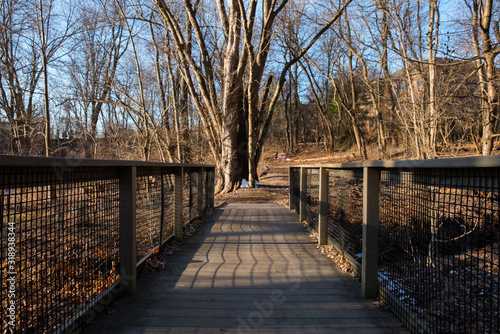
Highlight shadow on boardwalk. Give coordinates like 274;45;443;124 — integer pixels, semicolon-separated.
83;203;409;334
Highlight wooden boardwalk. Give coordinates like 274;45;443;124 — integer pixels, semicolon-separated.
84;203;409;334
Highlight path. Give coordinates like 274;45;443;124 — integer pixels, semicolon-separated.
83;203;409;333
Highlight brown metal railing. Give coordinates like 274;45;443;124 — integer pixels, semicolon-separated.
290;156;500;334
0;155;215;333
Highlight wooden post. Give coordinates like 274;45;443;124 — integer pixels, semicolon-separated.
318;167;329;245
197;168;203;218
300;167;307;222
174;166;184;241
362;167;380;299
289;167;294;211
119;166;137;296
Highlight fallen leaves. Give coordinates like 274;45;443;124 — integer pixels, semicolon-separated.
142;213;211;274
144;258;164;271
302;218;357;277
317;245;357;277
183;216;204;238
141;240;181;274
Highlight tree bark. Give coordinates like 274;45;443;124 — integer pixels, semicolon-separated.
220;0;244;192
155;0;352;192
427;0;439;158
477;0;498;155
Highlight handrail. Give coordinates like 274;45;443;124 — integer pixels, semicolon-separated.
290;154;500;169
0;154;214;168
0;155;215;333
289;157;500;334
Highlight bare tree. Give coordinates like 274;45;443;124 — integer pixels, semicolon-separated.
153;0;352;191
304;18;368;159
380;0;441;159
426;0;439;158
147;15;175;162
154;0;226;189
66;0;128;158
300;57;337;153
112;0;171;161
160;16;193;163
32;0;77;156
274;4;304;153
376;0;391;156
0;0;46;155
465;0;499;155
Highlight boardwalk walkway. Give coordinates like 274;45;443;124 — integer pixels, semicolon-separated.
84;203;408;334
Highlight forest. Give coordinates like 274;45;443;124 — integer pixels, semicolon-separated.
0;0;498;192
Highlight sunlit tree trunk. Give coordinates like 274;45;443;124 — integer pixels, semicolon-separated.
38;0;51;156
427;0;439;158
155;0;351;192
470;0;499;155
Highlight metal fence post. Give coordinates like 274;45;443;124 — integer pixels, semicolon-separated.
119;166;137;296
289;167;294;210
300;167;307;222
174;166;184;241
362;167;380;299
197;168;203;218
318;167;329;245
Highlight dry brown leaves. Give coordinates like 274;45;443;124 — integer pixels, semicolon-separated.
142;210;215;275
301;220;358;278
141;239;182;274
316;245;358;277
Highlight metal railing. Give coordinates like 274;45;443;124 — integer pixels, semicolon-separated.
0;155;215;333
290;156;500;334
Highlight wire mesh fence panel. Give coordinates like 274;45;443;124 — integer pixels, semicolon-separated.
0;166;120;333
306;169;319;226
327;169;364;273
183;170;191;224
306;169;310;221
0;159;215;333
136;168;163;263
160;171;174;245
190;171;198;220
204;169;215;211
292;168;300;213
202;169;207;212
379;168;500;334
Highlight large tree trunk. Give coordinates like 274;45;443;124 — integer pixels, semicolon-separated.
220;115;241;193
179;17;193;163
348;111;367;159
237;95;250;183
426;0;439;159
38;0;51;157
220;0;244;193
155;0;351;193
482;52;498;155
478;0;498;155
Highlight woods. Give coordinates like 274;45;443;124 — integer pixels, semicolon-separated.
0;0;498;192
